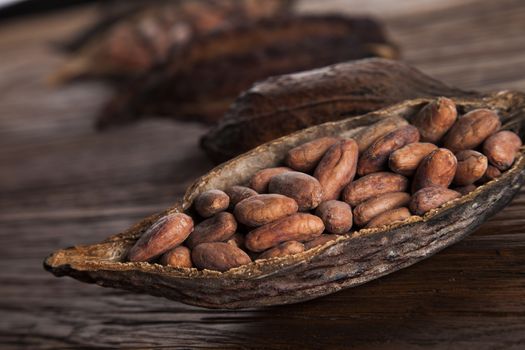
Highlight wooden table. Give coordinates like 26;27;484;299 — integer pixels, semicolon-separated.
1;1;525;348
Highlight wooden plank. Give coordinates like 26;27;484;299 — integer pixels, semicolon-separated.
1;1;525;348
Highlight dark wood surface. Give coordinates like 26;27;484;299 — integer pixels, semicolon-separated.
1;1;525;348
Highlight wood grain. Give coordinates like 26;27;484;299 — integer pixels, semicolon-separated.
1;0;525;348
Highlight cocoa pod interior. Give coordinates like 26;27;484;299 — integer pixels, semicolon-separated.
44;91;525;309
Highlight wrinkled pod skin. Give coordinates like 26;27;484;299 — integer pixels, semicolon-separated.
45;92;525;309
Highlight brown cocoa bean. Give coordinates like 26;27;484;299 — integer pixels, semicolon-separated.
160;246;193;268
186;212;237;248
249;167;292;193
452;184;477;196
313;139;358;201
285;137;340;172
410;187;461;216
315;200;353;234
412;97;457;143
303;234;340;250
194;190;229;218
268;171;323;211
192;242;251;272
128;213;194;262
365;207;411;228
354;116;409;153
482;130;522;171
245;213;324;252
388;142;438;176
258;241;305;260
412;148;457;193
443;108;501;152
453;150;488;186
234;194;298;227
225;186;258;209
353;192;411;226
478;165;502;184
226;232;246;249
357;125;420;176
342;172;408;206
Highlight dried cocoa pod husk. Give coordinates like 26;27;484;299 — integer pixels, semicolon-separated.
45;92;525;309
52;0;294;82
202;58;473;163
96;16;399;128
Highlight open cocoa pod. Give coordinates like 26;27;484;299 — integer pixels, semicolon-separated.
94;17;398;128
51;0;294;83
201;58;475;163
44;91;525;309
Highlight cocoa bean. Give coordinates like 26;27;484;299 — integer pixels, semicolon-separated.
482;130;522;171
452;184;477;196
192;242;251;272
365;207;411;228
453;150;488;186
268;171;323;211
314;139;358;201
412;97;457;143
226;232;246;249
303;234;340;250
249;167;292;193
410;187;461;216
234;194;298;227
285;137;340;172
225;186;258;209
160;246;193;268
315;200;353;234
353;192;411;226
128;213;194;262
342;172;408;206
478;165;502;184
258;241;305;260
194;190;229;218
357;125;420;176
245;213;324;252
443;108;501;152
354;116;409;153
186;212;237;249
388;142;438;176
412;148;457;193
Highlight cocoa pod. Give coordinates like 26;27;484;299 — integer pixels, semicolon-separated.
96;16;399;128
245;213;324;252
315;200;353;234
45;92;525;310
411;97;457;143
412;148;457;193
192;242;252;272
285;137;340;172
303;234;340;250
453;150;488;186
249;167;291;193
483;130;522;171
194;190;229;218
127;213;194;262
443;109;501;152
201;59;472;163
268;172;323;211
234;194;298;227
353;192;411;226
342;172;408;206
478;165;502;184
186;212;237;249
357;125;420;176
258;241;305;260
354;116;409;153
314;139;358;201
388;142;438;176
225;186;258;209
365;207;411;229
410;187;461;216
452;184;477;196
160;246;193;268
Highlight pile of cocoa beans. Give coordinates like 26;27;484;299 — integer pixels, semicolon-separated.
127;98;522;272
